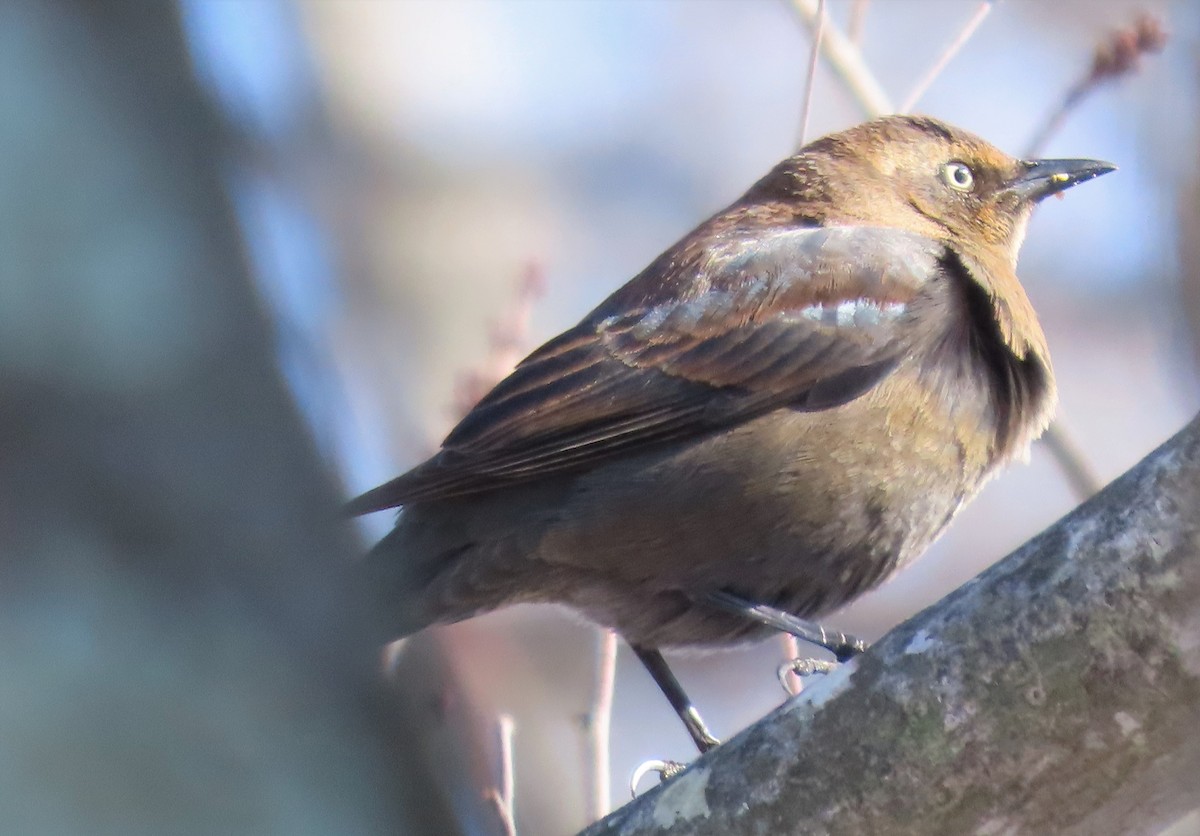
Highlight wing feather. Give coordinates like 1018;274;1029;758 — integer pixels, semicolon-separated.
347;225;947;513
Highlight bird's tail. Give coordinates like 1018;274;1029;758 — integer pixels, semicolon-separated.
358;523;446;643
358;494;545;645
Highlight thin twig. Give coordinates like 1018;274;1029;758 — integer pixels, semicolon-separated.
1024;13;1167;158
486;714;517;836
899;2;994;113
1019;14;1167;501
586;630;619;823
786;0;892;118
846;0;869;47
453;260;546;420
1041;422;1102;500
797;0;826;147
779;633;802;696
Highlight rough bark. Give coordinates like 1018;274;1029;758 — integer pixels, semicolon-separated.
585;413;1200;836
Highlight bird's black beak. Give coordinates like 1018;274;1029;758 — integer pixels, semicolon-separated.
1005;158;1117;203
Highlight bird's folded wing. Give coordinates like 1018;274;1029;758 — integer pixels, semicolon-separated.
347;226;946;512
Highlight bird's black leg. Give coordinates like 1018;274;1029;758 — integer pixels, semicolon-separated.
630;595;862;765
704;590;867;662
630;644;720;754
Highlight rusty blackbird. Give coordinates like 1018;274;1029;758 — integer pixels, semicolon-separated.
349;115;1114;752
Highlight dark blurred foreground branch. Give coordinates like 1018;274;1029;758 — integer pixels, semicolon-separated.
585;412;1200;836
0;3;453;831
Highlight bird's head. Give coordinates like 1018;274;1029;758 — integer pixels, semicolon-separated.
760;115;1115;268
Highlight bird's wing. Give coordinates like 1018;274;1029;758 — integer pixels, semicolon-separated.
348;225;947;512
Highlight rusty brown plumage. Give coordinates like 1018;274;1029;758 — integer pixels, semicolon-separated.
350;115;1113;745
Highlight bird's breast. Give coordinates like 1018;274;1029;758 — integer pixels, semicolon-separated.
540;360;1001;636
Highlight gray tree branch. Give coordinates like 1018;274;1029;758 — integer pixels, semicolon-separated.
0;3;453;831
585;413;1200;836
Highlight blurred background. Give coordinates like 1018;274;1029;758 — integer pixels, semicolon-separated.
2;0;1197;834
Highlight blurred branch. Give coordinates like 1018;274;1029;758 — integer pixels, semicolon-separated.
1040;421;1103;499
585;630;620;823
1022;12;1168;501
454;261;546;418
899;2;994;114
418;262;549;831
486;714;518;836
0;2;454;830
585;413;1200;835
786;0;892;118
1180;177;1200;388
796;0;827;146
1024;13;1167;158
778;633;803;695
846;0;869;46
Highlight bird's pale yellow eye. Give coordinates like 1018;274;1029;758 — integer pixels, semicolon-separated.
941;161;975;191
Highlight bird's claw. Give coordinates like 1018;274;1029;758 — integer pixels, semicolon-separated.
630;759;689;796
682;706;721;753
777;656;839;695
833;636;868;662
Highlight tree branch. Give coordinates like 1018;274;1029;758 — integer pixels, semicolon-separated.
584;412;1200;835
787;0;892;118
0;3;454;830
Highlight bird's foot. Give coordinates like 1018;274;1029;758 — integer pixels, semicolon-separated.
630;759;689;797
704;590;867;661
631;644;721;754
682;706;721;753
777;657;840;694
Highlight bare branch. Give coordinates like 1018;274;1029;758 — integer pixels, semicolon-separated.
586;630;620;823
899;2;994;114
846;0;869;47
1021;13;1167;501
1024;13;1167;158
797;0;827;147
778;633;802;696
486;714;517;836
453;261;547;419
786;0;892;118
1040;420;1103;499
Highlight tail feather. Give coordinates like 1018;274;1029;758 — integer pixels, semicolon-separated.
359;523;446;642
357;485;562;643
358;506;504;643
